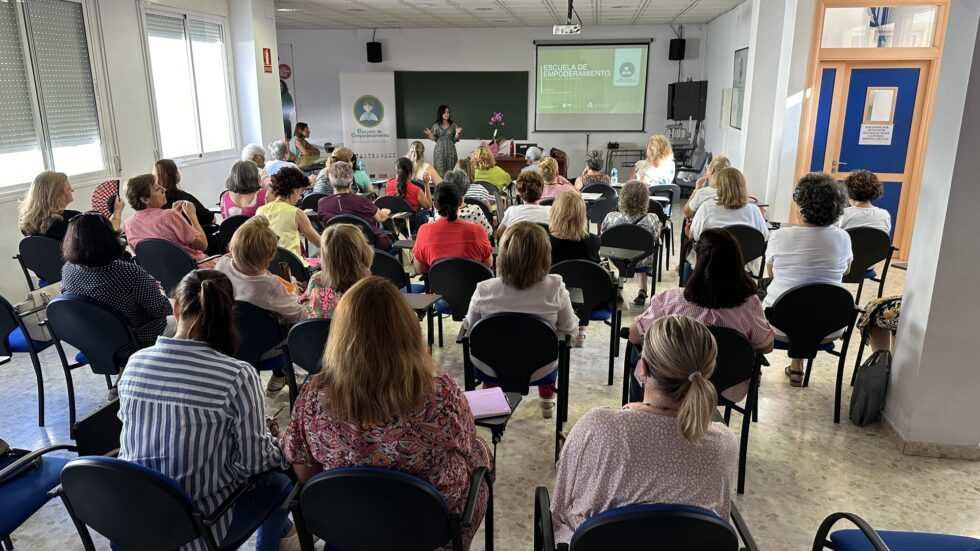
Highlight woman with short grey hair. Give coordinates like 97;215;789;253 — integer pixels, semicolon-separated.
522;146;543;174
241;144;269;187
265;139;298;178
220;161;269;217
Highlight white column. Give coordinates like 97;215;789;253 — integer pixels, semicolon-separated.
229;0;284;148
886;2;980;456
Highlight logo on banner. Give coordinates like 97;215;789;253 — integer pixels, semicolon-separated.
354;95;384;128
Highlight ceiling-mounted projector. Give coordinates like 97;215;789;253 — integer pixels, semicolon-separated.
553;24;582;35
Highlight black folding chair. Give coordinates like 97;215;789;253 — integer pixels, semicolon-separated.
324;214;379;248
581;183;618;230
766;284;859;423
462;313;571;461
599;224;658;280
300;192;326;212
291;466;492;551
647;199;673;279
15;235;65;291
59;457;291;551
375;195;418;239
539;197;555;206
674;150;711;194
550;260;620;385
371;249;423;293
534;488;757;551
286;318;331;376
233;301;299;408
270;247;309;284
723;225;767;280
843;227;896;304
134;239;199;295
45;294;138;428
427;257;494;348
216;214;250;254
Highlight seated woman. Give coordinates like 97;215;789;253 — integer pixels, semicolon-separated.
522;146;543;174
551;315;737;544
222;161;269;218
241;143;270;186
839;170;891;234
385;156;433;212
407;140;443;185
123;174;211;265
61;213;173;349
628;229;774;402
155;159;215;227
351;156;372;193
118;270;292;551
496;171;550;240
434;169;493;238
574;152;611;190
302;224;372;318
465;222;579;418
471;145;512;191
549;191;599;265
539;157;577;201
682;155;731;218
766;173;852;386
632;134;675;187
600;181;663;306
311;146;354;196
256;166;322;266
412;183;493;274
19;171;121;240
689;167;769;273
458;158;495;207
317;161;391;249
282;276;491;549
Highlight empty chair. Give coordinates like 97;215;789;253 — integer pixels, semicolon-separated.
427;257;494;347
724;225;768;280
233;301;299;406
674;149;711;193
550;260;620;385
15;235;64;290
843;227;895;303
135;238;199;295
813;511;980;551
765;284;859;423
371;249;423;293
286;318;331;375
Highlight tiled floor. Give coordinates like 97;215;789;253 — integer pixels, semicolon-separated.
4;221;980;550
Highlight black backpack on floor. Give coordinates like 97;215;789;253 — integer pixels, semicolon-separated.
849;350;891;426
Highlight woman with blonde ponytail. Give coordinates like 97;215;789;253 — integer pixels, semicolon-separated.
551;315;738;544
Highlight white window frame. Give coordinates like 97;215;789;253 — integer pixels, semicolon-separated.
137;3;241;165
0;0;117;197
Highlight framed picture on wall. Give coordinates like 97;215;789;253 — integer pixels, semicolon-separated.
730;47;748;129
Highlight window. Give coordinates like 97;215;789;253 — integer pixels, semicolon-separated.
0;0;105;188
821;6;938;49
144;11;235;160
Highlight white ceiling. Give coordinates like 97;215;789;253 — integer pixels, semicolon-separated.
274;0;745;30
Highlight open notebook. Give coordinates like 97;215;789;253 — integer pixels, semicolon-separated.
464;387;512;420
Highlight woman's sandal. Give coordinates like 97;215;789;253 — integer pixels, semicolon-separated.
784;365;804;387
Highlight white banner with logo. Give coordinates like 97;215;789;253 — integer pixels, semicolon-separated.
339;72;398;176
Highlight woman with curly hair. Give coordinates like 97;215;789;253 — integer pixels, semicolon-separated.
765;172;852;385
256;165;322;266
600;181;663;305
840;170;891;234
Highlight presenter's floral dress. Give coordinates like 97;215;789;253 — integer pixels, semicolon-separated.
430;123;459;176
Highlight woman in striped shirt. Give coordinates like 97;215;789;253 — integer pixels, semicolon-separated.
118;270;295;551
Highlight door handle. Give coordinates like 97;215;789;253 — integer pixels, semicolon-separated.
832;160;848;171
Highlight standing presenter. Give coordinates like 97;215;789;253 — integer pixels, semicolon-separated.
423;104;463;176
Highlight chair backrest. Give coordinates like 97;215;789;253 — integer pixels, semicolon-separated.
270;247;309;284
46;294;137;376
765;284;856;358
600;224;657;258
649;183;681;215
723;225;767;264
689;148;710;172
843;227;892;284
287;318;331;375
581;183;619;225
648;199;669;226
708;326;757;395
375;195;414;214
233;301;288;369
371;249;409;289
550;260;615;319
468;313;559;393
474;181;500;198
464;197;495;228
217;214;250;253
18;235;65;287
61;457;205;551
71;398;121;456
539;197;555;206
300;192;326;211
134;239;197;295
570;503;738;551
427;257;494;321
299;467;456;551
324;214;378;247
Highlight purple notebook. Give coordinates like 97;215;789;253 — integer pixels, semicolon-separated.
465;388;512;419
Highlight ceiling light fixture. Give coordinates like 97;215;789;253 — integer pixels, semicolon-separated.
276;8;299;12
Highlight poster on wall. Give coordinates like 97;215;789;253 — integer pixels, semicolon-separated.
340;72;398;177
278;43;296;140
730;47;748;130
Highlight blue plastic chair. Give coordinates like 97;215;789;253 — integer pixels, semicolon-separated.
814;512;980;550
233;301;298;408
14;235;65;292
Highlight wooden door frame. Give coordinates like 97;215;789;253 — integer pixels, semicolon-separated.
793;0;950;259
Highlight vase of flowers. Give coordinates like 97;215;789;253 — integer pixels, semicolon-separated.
488;112;505;156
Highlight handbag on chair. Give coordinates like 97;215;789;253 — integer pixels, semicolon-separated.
14;282;62;342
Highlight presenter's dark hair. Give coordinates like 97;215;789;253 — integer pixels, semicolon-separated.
684;229;756;309
395;157;414;198
295;122;309;133
435;105;452;125
174;270;238;357
434;183;461;222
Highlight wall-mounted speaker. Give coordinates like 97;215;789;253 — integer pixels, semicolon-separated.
668;38;686;61
367;41;382;63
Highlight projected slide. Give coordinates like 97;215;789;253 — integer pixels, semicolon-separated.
535;43;649;131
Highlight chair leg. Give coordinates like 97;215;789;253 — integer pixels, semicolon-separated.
427;308;435;351
802;358;814;388
60;495;98;551
462;341;477;391
723;405;732;425
484;475;495;551
737;399;751;495
621;342;633;406
834;353;846;424
855;280;865;305
27;351;45;427
852;329;870;386
607;320;615;386
437;313;444;348
2;536;12;551
52;340;77;429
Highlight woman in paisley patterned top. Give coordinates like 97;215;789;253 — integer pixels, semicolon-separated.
424;104;463;176
301;224;372;318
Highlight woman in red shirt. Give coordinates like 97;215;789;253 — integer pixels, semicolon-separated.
385;157;433;211
413;182;492;274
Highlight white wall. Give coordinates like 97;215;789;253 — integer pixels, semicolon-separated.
702;1;753;168
277;24;707;175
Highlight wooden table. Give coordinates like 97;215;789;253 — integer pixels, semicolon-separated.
495;155;566;180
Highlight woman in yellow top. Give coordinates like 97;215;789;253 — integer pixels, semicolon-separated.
471;144;512;191
256;165;322;266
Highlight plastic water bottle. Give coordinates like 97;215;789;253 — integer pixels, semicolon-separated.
610;168;619;186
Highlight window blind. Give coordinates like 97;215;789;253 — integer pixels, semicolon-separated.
26;0;101;149
146;12;186;41
0;2;40;155
188;19;222;44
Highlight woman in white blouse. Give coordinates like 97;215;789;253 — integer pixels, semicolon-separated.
689;167;769;272
839;170;891;234
632;134;675;187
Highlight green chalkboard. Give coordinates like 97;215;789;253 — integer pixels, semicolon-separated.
394;71;529;140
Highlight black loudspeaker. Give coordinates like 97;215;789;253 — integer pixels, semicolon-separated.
668;38;686;61
366;41;382;63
